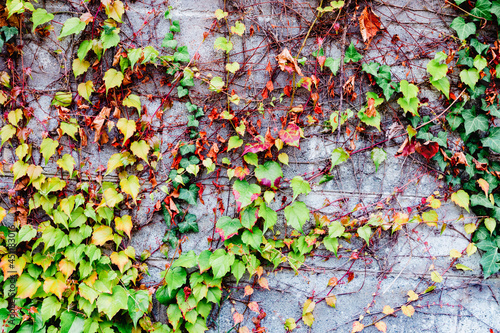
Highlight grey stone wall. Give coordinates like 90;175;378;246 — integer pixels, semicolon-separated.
1;0;499;332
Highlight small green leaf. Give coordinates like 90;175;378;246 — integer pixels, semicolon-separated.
344;42;363;63
460;68;479;89
330;147;350;171
370;148;387;172
123;94;141;114
214;37;233;53
291;176;311;200
40;138;59;164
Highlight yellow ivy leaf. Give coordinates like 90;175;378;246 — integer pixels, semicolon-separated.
477;178;489;196
115;215;132;238
451;190;470;212
1;124;16;147
214;9;228;20
123;94;141;114
455;264;472;271
466;243;477;256
58;259;76;278
43;273;68;299
120;175;140;203
0;207;6;223
56;154;76;176
352;321;364;332
284;318;296;331
8;109;22;127
72;58;90;77
375;321;387;332
92;225;114;246
382;305;394;315
1;255;26;279
302;299;315;315
302;312;314;327
103;68;124;94
103;188;124;207
110;251;129;273
449;249;462;258
78;81;94;102
464;223;477;234
278;152;289;165
105;0;125;22
130;140;150;163
325;295;337;308
17;273;41;299
407;290;418;302
105;153;124;176
116;118;136;144
431;271;443;283
401;305;415;317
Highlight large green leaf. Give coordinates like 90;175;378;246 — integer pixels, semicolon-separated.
96;285;129;319
60;311;85;333
179;184;199;206
59;17;86;39
284;201;310;232
344;42;362;63
462;108;488;135
165;267;187;294
450;17;476;40
209;249;235;278
480;249;499;278
482;129;500;153
32;8;54;32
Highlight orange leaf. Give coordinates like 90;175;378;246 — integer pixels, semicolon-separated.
328;277;338;286
276;48;303;76
401;305;415;317
359;6;381;43
248;301;259;313
365;98;376;117
375;321;387;332
477;178;489;196
352;321;364;332
325;295;337;308
233;312;244;324
258;277;269;290
244;285;254;296
239;327;250;333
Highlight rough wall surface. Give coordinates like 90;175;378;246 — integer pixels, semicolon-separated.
1;0;499;332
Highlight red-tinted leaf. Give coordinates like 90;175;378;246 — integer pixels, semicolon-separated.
415;141;439;161
243;136;271;155
279;123;302;148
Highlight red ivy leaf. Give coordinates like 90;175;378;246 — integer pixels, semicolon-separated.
243;136;271;155
279;123;302;148
415;141;439;161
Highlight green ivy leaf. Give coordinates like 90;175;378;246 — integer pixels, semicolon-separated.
178;214;199;233
330;147;350;171
324;57;341;75
130;140;150;163
357;225;371;244
450;17;476;40
96;285;128;320
120;175;140;203
291;176;311;200
57;154;76;176
471;0;492;20
214;37;233;53
32;8;54;32
462;108;488;135
209;77;224;93
179;184;199;206
370;148;387;172
209;249;235;278
259;202;277;233
430;77;450;99
398;80;420;116
482;129;500;153
231;21;245;36
284;201;310;233
460;68;479;89
228;136;243;151
174;46;190;63
172;250;198;268
60;311;85;333
480;248;499;278
344;42;363;63
426;51;448;80
59;17;86;39
231;260;246;285
216;216;242;240
241;226;263;249
165;267;187;293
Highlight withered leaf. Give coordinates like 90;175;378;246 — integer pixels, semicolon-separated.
359;6;382;43
276;48;303;76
